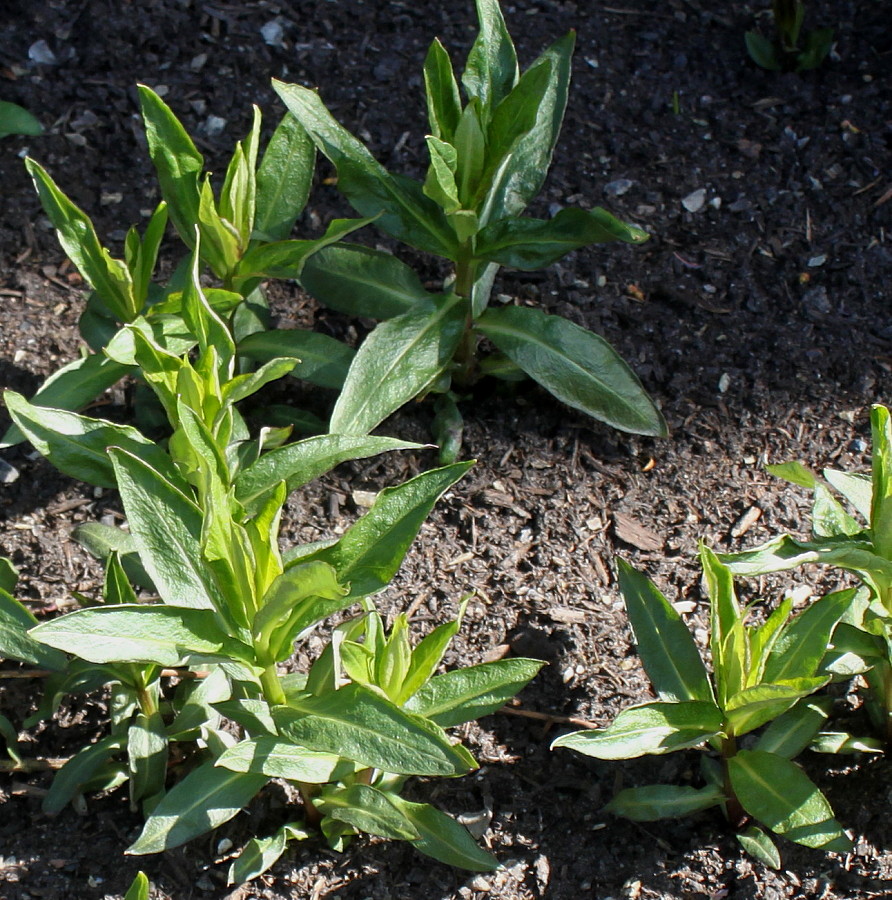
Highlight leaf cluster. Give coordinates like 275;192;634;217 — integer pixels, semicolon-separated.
745;0;833;72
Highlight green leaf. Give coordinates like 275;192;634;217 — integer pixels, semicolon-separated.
103;551;139;606
126;202;168;308
475;206;647;270
254;113;315;242
29;605;245;667
405;657;544;727
300;242;433;320
216;736;346;783
321;783;420;840
273;684;475;776
552;701;723;760
399;604;466;704
755;697;832;759
0;586;68;669
128;760;268;854
73;522;154;590
237;330;354;390
4;391;179;489
728;750;852;851
810;732;884;754
701;547;746;705
823;469;872;522
272;80;458;258
128;711;169;807
109;448;226;614
221;356;299;406
616;559;713;703
423;136;460;212
0;558;17;594
219;107;260;248
294;462;472;598
123;871;150;900
167;667;231;739
0;100;43;137
381;792;499;871
724;680;828;737
0;353;133;449
871;405;892;559
423;39;462;141
797;27;833;71
812;484;862;538
765;460;817;489
453;102;487;208
462;0;519;115
605;783;724;822
139;85;203;246
745;31;781;70
228;823;309;886
477;305;666;437
25;158;136;322
43;734;125;814
330;293;466;435
764;588;853;682
736;826;781;869
214;698;277;737
235;434;422;508
483;32;574;222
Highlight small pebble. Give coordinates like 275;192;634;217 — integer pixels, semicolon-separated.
260;20;286;47
850;438;868;453
204;115;227;136
0;459;19;484
681;188;706;212
808;254;827;267
718;373;731;393
28;39;57;65
604;178;633;197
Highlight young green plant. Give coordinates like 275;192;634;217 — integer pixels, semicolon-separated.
745;0;833;72
8;241;542;879
553;549;852;868
723;404;892;746
274;0;666;459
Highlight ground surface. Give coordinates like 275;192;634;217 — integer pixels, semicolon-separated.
0;0;890;898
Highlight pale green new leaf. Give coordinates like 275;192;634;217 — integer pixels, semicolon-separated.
765;460;817;489
823;469;872;523
29;605;245;667
616;559;712;702
728;750;852;851
254;112;314;242
330;292;466;436
552;701;723;760
294;462;472;598
605;783;724;822
462;0;519;114
300;242;433;320
216;736;346;783
812;484;862;538
123;871;150;900
871;405;892;559
273;683;475;776
405;657;544;727
128;760;268;854
477;305;667;437
423;38;462;141
724;680;828;737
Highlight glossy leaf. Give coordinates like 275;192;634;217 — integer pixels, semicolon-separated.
755;697;832;759
724;680;828;737
605;784;724;822
423;38;462;141
812;484;862;538
128;760;267;854
330;293;465;436
4;391;178;489
736;826;781;869
29;604;244;667
235;434;421;507
405;657;544;727
128;711;169;807
477;305;667;437
43;734;125;814
0;353;132;449
475;206;647;270
73;522;154;590
123;872;150;900
294;462;472;598
300;243;432;320
272;80;458;258
552;701;723;760
254;113;314;242
216;736;346;783
228;823;309;886
765;460;817;489
0;585;67;669
462;0;519;115
237;330;354;390
871;405;892;559
0;100;43;137
823;469;871;522
728;750;852;851
273;684;475;776
321;783;420;840
381;792;498;871
617;559;713;703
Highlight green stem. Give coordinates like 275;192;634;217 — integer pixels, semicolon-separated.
259;663;286;706
451;254;480;387
721;734;745;828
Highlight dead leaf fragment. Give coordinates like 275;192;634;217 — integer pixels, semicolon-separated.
612;511;664;552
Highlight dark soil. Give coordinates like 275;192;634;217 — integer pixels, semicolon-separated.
1;0;891;898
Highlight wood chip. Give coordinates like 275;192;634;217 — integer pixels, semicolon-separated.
730;505;762;538
547;606;588;624
612;511;664;552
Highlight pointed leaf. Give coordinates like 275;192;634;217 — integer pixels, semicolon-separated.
725;680;828;737
736;826;781;869
330;293;466;436
0;587;67;669
321;784;420;840
728;750;852;851
228;823;308;886
216;736;347;783
123;872;150;900
43;734;125;814
552;701;723;760
405;657;544;727
462;0;519;114
605;783;724;822
823;469;872;522
128;760;267;854
300;242;432;320
755;697;832;759
765;460;817;488
273;684;475;776
128;711;169;805
477;305;666;437
423;38;462;140
237;330;354;390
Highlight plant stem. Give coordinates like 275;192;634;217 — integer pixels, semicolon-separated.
451;254;480;386
259;663;286;706
720;734;745;828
